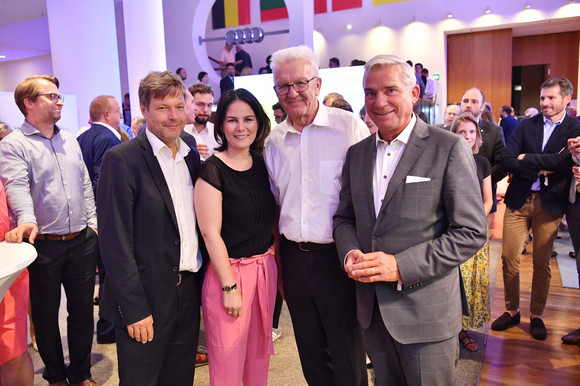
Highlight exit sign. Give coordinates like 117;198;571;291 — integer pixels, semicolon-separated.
433;73;440;81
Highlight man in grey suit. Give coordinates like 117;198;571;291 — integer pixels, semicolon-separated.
333;55;487;385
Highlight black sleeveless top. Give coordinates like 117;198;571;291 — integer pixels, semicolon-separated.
198;153;276;258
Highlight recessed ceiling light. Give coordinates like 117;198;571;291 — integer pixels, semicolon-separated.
346;24;352;30
484;6;491;14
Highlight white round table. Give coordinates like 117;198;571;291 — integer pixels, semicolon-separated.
0;241;37;301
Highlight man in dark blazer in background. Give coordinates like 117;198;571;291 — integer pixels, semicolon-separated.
97;71;203;386
333;55;487;385
219;62;235;97
461;87;508;212
492;77;580;341
77;95;123;345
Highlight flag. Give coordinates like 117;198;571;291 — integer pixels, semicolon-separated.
212;0;251;30
315;0;327;14
333;0;362;11
373;0;408;4
260;0;288;22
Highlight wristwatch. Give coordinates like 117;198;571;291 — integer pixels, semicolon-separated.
222;283;237;293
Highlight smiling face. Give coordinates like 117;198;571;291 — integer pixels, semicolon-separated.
26;79;63;125
141;92;185;148
540;85;571;123
221;100;258;153
273;59;321;129
363;64;419;141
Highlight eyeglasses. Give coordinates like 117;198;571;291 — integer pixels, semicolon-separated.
273;77;317;96
37;93;65;103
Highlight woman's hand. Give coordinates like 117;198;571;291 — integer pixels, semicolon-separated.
223;290;243;317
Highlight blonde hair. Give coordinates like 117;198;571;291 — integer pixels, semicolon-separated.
14;75;60;116
450;112;483;153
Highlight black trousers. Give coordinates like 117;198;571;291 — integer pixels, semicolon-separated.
115;271;202;386
28;227;98;384
95;248;115;340
280;237;367;386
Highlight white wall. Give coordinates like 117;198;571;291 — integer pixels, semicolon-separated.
0;55;53;92
163;0;580;120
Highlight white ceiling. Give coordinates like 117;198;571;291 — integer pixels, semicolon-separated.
0;0;47;28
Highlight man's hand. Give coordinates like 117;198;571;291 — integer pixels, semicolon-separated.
90;227;98;235
197;143;209;158
573;166;580;183
568;137;580;157
517;153;526;161
4;223;38;244
127;315;154;343
345;250;364;279
348;251;402;283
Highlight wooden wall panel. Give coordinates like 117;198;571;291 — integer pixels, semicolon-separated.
513;32;579;99
447;29;513;121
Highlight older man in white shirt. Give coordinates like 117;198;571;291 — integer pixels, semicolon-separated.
264;45;369;386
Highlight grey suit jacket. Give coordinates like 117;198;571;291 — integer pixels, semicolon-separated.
333;118;487;344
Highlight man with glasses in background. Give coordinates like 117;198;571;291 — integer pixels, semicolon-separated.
1;76;100;386
264;45;369;386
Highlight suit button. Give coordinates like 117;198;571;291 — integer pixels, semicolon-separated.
372;233;379;239
175;239;180;245
172;266;178;272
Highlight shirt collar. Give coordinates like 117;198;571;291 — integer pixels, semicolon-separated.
93;121;121;140
20;120;60;136
282;102;324;138
146;129;190;158
543;112;566;126
375;114;416;146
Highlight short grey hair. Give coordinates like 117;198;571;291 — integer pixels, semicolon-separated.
364;55;416;89
271;45;320;78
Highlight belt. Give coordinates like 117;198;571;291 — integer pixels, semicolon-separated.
36;231;81;241
177;271;194;285
284;237;335;252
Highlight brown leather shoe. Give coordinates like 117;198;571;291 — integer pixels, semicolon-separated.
562;327;580;345
70;380;101;386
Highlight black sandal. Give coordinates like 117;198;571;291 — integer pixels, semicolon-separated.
459;330;478;352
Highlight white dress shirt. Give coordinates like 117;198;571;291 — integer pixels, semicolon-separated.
264;103;369;243
373;114;416;217
146;129;202;272
183;122;219;160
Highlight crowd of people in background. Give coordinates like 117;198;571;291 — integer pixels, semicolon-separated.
1;43;580;386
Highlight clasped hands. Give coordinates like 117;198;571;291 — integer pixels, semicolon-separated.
346;250;401;283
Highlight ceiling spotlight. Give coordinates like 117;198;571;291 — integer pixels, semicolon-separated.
446;11;454;18
0;55;5;59
524;1;531;8
346;24;352;30
484;6;491;14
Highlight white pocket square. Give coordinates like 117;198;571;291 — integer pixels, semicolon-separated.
405;175;430;184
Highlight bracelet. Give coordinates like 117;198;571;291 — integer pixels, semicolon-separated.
222;283;237;293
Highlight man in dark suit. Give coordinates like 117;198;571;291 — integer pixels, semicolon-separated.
219;62;235;97
499;105;520;145
562;136;580;344
97;71;203;386
492;77;580;340
436;103;459;131
234;44;252;74
77;95;123;345
461;87;507;212
333;55;487;385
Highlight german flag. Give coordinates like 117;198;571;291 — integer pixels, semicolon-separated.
333;0;362;11
260;0;288;22
212;0;251;30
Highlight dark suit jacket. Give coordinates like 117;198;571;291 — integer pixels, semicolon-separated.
477;119;507;184
77;123;121;195
96;131;201;327
235;49;252;74
220;76;234;96
502;113;580;217
333;119;487;344
499;114;520;145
